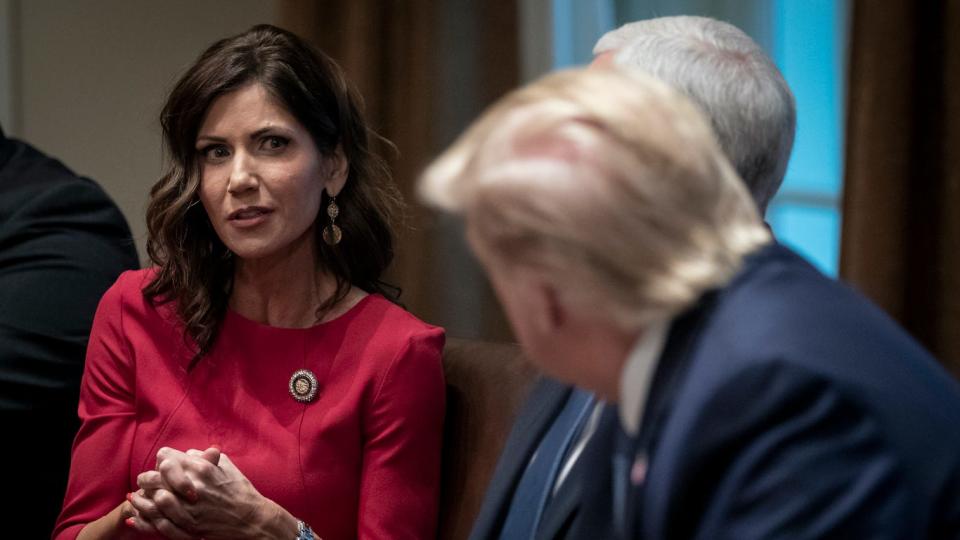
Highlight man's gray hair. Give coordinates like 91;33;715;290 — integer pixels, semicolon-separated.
595;16;796;214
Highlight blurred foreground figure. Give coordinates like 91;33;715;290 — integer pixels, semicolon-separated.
420;68;960;539
468;16;798;540
0;126;138;533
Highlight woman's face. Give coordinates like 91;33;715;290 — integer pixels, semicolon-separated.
196;82;346;262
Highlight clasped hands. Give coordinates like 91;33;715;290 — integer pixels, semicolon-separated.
125;446;270;539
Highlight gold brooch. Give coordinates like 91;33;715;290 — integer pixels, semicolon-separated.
288;369;319;403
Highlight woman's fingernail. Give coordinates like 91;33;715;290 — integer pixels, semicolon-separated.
126;492;133;502
125;517;136;528
210;444;221;451
187;489;199;502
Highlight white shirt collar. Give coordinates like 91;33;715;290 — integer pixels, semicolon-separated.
618;319;671;436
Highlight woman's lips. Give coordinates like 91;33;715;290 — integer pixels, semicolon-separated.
228;206;273;228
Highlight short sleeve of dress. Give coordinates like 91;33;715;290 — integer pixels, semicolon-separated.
356;326;446;539
53;271;139;540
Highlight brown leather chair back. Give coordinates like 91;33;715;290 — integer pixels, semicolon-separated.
437;337;538;540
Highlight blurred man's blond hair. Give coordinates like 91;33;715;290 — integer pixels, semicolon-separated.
419;68;770;331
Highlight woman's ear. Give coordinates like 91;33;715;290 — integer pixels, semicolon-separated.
325;143;349;196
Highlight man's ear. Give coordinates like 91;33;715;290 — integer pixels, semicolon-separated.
325;143;349;196
535;279;568;334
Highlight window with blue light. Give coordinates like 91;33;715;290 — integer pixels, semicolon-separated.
767;0;848;276
550;0;849;275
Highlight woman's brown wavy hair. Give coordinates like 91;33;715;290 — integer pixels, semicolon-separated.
144;24;402;364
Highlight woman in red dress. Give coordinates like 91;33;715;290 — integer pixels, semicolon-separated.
54;24;445;540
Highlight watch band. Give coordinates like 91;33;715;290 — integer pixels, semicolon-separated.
295;520;316;540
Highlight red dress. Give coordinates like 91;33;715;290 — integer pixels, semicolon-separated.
53;270;445;540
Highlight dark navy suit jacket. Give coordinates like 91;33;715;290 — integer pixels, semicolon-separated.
469;376;596;540
574;242;960;539
0;130;138;533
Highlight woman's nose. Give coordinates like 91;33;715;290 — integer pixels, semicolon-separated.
226;153;259;195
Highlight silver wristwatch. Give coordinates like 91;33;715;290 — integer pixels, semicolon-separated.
295;520;315;540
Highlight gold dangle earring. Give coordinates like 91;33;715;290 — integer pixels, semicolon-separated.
322;196;342;245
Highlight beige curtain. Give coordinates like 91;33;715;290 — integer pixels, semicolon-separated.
841;0;960;377
280;1;519;341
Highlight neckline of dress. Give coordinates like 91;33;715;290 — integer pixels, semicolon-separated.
223;293;377;334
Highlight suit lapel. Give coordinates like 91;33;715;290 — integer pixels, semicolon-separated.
622;290;721;538
534;475;580;539
558;404;619;539
635;289;721;466
535;401;618;540
469;377;572;540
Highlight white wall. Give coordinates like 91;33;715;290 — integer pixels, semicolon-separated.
6;0;280;262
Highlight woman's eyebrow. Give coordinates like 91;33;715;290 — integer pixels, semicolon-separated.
196;126;294;145
195;134;227;144
249;126;293;140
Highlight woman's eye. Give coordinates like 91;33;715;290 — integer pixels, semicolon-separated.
261;136;289;151
200;145;230;161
